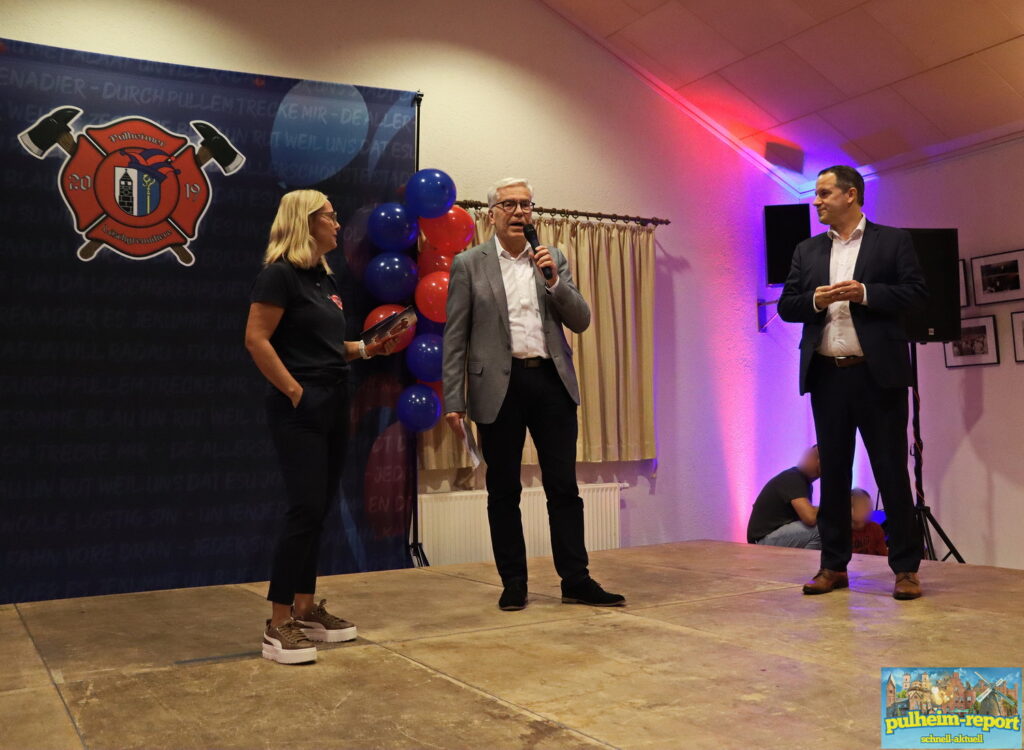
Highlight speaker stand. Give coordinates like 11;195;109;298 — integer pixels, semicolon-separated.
408;476;430;568
909;342;965;563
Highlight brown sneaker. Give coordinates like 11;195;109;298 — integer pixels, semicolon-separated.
262;619;317;664
893;572;922;600
802;568;849;595
294;599;357;643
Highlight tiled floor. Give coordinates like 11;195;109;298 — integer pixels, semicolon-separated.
2;540;1017;749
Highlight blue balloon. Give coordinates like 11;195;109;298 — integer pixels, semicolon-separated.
416;312;446;337
406;333;444;383
396;384;441;432
405;169;457;219
364;253;418;302
367;202;419;253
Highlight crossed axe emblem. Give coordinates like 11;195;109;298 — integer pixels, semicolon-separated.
19;106;244;265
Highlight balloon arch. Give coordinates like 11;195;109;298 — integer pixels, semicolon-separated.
363;169;476;432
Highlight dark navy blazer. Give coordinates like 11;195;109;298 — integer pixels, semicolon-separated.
778;220;928;395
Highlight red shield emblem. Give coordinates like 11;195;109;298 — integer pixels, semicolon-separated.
19;108;244;266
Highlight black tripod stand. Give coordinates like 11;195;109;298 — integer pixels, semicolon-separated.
909;343;965;563
408;493;430;568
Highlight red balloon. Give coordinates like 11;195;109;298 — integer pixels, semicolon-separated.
420;205;475;254
415;271;450;323
363;304;416;352
418;247;452;277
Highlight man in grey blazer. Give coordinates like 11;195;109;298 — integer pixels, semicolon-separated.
442;178;625;611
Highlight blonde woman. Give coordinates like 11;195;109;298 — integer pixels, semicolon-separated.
245;189;400;665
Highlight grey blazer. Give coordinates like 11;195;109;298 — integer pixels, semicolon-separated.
442;237;591;425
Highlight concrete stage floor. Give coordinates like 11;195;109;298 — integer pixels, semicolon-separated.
2;540;1021;749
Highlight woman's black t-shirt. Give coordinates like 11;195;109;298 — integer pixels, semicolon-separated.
250;259;349;385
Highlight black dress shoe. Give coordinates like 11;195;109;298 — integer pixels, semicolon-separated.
498;580;528;611
561;578;625;607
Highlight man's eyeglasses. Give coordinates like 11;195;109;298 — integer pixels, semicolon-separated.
490;200;535;213
314;210;338;222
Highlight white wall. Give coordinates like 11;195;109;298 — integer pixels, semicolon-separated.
4;0;858;554
869;145;1024;569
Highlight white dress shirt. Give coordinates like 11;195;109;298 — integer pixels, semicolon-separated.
495;235;557;359
817;215;869;357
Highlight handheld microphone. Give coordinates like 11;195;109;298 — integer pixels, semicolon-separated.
522;224;553;281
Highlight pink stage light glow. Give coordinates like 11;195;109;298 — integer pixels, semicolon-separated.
577;40;882;199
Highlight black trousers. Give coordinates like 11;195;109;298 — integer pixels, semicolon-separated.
476;359;589;587
809;355;922;574
264;380;349;605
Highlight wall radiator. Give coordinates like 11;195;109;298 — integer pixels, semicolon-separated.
418;483;622;566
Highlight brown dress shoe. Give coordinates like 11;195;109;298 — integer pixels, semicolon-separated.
893;572;922;600
802;568;849;595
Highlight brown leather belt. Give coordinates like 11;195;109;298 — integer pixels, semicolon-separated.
818;354;866;368
512;356;549;368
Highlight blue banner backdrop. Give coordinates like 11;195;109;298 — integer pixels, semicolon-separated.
0;38;419;604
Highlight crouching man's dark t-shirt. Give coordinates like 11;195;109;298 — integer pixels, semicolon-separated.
746;467;813;544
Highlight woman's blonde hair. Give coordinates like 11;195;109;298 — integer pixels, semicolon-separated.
263;189;332;272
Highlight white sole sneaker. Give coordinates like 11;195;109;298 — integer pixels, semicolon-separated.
296;621;357;643
261;638;317;664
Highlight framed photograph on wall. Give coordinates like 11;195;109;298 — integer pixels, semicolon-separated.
971;249;1024;305
943;315;999;367
959;258;969;308
1012;311;1024;363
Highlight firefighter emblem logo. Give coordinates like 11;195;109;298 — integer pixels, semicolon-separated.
18;106;244;266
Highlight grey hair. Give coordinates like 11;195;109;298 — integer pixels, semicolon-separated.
487;178;533;207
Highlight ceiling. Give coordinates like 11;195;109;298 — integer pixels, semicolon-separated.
539;0;1024;194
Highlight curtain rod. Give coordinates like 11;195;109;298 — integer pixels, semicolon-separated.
455;199;671;227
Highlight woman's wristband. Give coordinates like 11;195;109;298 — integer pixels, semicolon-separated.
358;340;371;359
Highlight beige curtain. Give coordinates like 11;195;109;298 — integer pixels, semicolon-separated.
418;211;655;469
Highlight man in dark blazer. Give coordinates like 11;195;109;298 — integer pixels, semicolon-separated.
778;165;928;600
442;177;625;611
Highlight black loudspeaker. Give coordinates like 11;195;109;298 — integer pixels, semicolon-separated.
903;228;961;343
765;203;811;285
